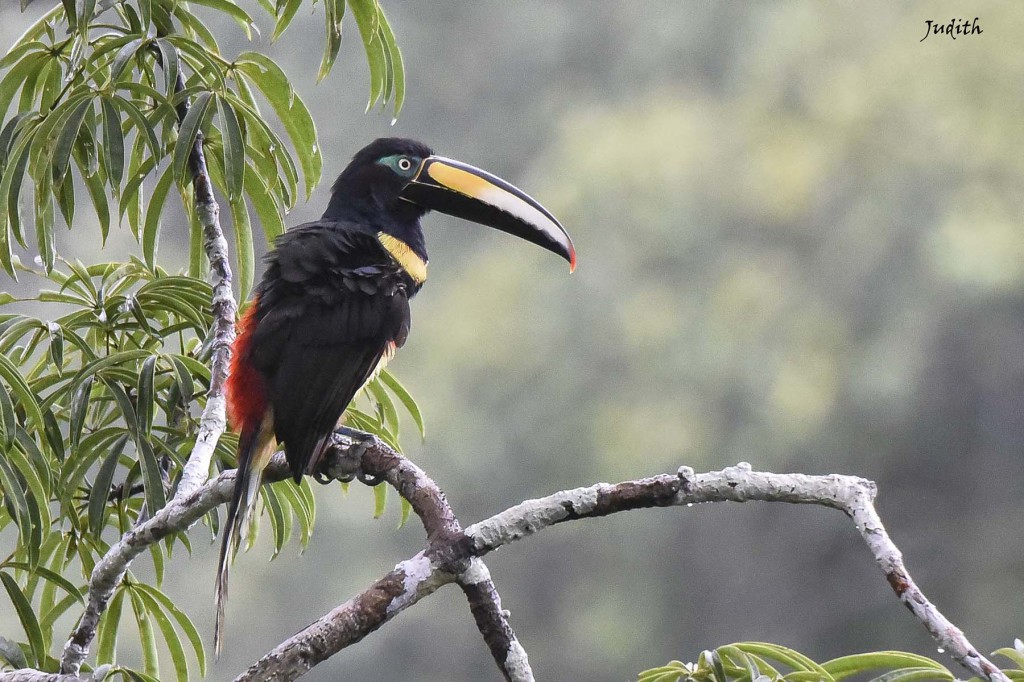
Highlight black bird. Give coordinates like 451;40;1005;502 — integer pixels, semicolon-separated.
216;137;575;653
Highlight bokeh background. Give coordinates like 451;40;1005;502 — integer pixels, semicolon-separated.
2;2;1024;680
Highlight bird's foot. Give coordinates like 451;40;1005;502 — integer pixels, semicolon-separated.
314;427;385;486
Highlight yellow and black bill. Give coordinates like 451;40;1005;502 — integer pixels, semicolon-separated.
400;156;576;272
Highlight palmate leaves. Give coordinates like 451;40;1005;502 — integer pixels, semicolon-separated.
0;0;404;287
637;642;1024;682
0;1;415;678
0;259;424;678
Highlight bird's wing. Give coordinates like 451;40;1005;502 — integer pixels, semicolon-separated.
247;222;412;480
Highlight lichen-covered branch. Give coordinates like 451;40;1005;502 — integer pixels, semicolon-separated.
242;435;533;682
171;67;237;503
461;463;1010;682
459;558;534;682
59;60;237;675
0;671;87;682
241;459;1009;682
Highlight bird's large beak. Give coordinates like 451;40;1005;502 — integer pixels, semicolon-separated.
400;156;576;272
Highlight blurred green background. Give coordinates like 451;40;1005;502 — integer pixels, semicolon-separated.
3;1;1024;680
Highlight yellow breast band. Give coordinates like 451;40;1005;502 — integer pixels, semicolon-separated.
377;232;428;284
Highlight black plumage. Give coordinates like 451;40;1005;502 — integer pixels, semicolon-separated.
216;136;574;655
244;223;417;481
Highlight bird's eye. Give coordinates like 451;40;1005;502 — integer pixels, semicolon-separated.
397;157;413;171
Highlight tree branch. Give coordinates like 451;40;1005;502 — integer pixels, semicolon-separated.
239;459;1010;682
459;559;534;682
59;61;237;675
0;671;87;682
170;67;237;503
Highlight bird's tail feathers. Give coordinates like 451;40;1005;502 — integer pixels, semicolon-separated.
214;418;275;658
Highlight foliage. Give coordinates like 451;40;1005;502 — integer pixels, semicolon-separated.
0;0;416;677
0;256;418;676
639;641;1024;682
0;0;403;294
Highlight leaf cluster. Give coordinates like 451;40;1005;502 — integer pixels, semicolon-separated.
639;641;1024;682
0;257;422;677
0;0;404;295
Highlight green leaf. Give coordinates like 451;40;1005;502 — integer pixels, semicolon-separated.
137;355;157;436
367;378;399;437
823;652;952;681
373;479;387;518
168;355;195;407
234;52;321;197
274;478;313;549
0;457;33;565
114;95;161;160
142;165;175;268
96;587;127;666
104;379;166;514
188;0;258;38
132;588;189;682
735;641;830;677
379;369;424;439
867;669;953;682
317;0;344;83
89;435;129;537
34;174;56;272
0;571;45;667
153;39;180;97
56;171;76;228
0;52;47;119
272;0;303;40
0;40;46;71
78;163;111;244
0;116;39;257
0;352;44;429
132;583;206;677
2;562;83;605
128;588;160;678
378;6;405;118
229;196;254;297
51;96;94;182
172;90;214;184
262;483;289;557
348;0;385;110
101;97;126;188
244;164;285;242
149;542;165;587
69;373;94;449
47;322;64;372
109;37;145;84
165;35;225;90
216;95;245;201
0;113;30;168
994;647;1024;671
0;381;16;449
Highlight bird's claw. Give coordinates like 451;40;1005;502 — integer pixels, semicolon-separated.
314;427;382;485
356;471;384;486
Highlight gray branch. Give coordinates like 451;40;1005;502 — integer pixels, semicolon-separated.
237;460;1011;682
59;60;237;675
0;672;87;682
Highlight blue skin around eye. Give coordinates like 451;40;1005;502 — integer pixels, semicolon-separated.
378;154;418;177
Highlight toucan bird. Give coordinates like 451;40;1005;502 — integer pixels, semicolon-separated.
215;137;575;653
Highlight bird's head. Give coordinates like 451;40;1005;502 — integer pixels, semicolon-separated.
324;137;575;271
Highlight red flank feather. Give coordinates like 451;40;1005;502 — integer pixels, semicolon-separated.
226;298;267;433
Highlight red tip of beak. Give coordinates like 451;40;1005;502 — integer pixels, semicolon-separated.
569;247;577;273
